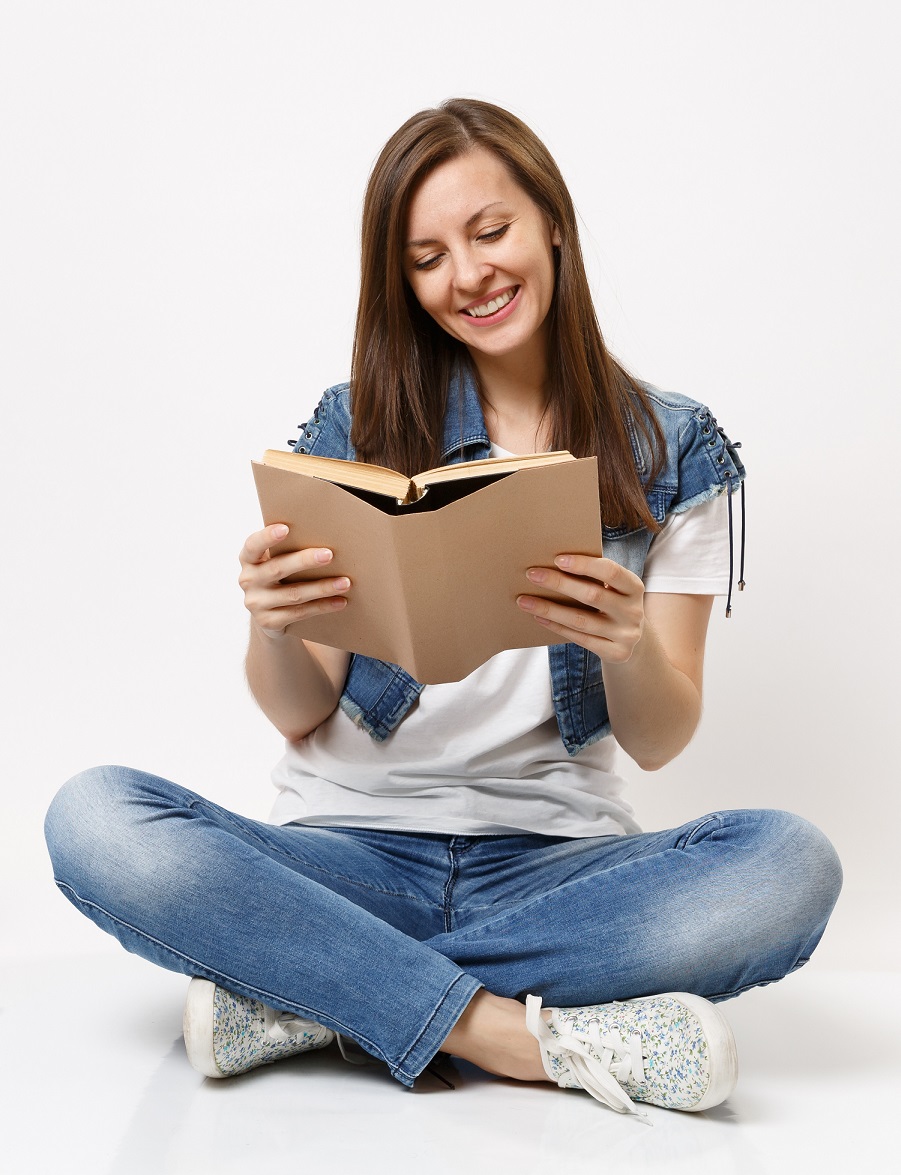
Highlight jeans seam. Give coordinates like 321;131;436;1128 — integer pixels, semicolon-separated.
267;857;438;908
705;958;810;1002
442;840;463;934
673;813;724;852
393;972;479;1083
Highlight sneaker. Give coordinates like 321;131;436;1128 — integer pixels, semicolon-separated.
525;991;738;1119
183;977;335;1078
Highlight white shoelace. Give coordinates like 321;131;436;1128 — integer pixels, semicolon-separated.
525;995;650;1123
267;996;648;1105
264;1006;316;1041
264;1006;372;1067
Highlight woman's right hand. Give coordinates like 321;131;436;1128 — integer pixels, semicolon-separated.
238;524;351;640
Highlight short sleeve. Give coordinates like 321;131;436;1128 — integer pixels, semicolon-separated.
671;405;745;515
642;494;730;595
292;383;354;460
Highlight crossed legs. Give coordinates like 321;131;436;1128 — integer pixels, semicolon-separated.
44;767;842;1087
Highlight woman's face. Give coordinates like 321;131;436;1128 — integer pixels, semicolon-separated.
404;148;560;371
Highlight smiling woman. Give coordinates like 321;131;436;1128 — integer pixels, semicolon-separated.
351;100;666;530
403;153;560;451
44;98;842;1122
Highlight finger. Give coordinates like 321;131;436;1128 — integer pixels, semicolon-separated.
247;576;351;632
269;575;351;609
553;555;634;594
253;592;349;633
246;572;351;616
257;544;338;587
240;523;335;573
517;593;610;635
525;611;633;661
525;566;613;613
240;524;291;565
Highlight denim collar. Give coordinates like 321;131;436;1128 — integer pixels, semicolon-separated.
440;363;490;461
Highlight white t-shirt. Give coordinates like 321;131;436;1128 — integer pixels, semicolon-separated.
269;485;730;839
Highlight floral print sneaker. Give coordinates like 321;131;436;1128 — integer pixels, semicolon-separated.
183;977;335;1078
525;992;738;1120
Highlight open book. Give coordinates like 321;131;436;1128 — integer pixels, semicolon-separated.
257;448;579;511
252;449;602;684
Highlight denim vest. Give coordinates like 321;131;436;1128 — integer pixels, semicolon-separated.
291;370;745;756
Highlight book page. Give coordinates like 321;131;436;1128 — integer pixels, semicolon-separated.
261;450;413;500
411;450;574;491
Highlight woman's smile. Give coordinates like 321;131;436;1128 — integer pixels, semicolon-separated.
460;284;521;323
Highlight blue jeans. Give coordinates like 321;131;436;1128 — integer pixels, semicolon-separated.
44;767;842;1087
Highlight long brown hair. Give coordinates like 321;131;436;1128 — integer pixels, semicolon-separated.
351;98;664;532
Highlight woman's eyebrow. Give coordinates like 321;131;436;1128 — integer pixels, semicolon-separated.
405;202;506;248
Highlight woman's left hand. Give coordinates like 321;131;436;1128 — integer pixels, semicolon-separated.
516;555;645;664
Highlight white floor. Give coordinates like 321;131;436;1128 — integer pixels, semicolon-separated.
4;951;898;1174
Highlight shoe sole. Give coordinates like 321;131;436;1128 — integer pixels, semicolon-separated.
659;992;739;1112
183;977;224;1078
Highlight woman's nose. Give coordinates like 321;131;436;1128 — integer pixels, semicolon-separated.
451;248;493;294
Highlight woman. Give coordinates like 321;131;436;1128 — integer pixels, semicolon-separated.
45;99;841;1121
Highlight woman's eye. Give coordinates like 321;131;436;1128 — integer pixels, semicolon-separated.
478;224;509;243
410;225;508;271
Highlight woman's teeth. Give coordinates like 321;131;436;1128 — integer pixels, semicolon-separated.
464;287;517;317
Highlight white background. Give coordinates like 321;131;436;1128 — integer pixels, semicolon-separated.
2;0;898;966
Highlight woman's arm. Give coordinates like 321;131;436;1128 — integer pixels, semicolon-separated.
517;556;713;770
601;591;712;770
245;626;350;743
240;524;351;742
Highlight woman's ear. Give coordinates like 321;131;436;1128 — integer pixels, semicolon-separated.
551;223;562;247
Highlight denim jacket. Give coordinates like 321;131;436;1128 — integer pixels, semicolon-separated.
291;369;745;756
